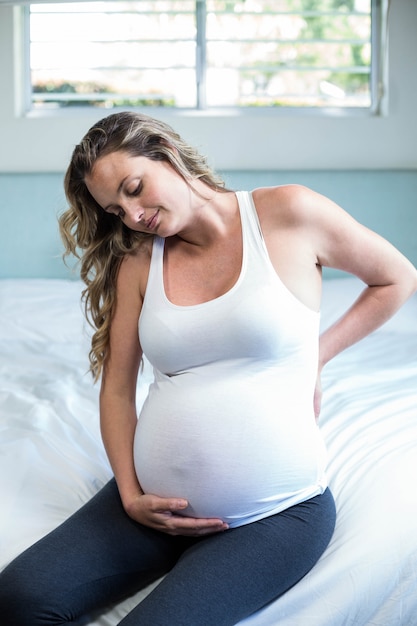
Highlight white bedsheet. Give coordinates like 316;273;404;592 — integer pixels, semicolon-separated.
1;277;416;625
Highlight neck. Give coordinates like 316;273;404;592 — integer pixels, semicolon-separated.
177;190;239;248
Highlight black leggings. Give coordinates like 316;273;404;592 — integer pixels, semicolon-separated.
0;480;336;625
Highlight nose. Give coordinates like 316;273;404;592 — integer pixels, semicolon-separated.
122;199;144;226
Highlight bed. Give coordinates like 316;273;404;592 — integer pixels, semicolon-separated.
1;276;416;626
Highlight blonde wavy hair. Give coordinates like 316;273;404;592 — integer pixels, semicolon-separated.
59;111;227;380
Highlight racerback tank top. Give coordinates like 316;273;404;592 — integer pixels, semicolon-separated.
135;191;327;527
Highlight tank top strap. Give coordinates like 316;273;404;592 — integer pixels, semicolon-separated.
235;190;271;265
145;235;166;308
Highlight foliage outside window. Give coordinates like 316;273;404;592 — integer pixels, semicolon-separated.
29;0;377;111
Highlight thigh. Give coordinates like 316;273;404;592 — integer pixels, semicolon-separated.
0;479;188;625
121;488;336;626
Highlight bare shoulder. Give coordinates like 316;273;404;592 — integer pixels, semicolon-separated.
117;237;153;303
252;184;416;285
251;183;364;264
252;184;311;205
107;239;153;375
251;184;323;232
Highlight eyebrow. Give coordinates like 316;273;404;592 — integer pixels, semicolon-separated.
103;175;129;212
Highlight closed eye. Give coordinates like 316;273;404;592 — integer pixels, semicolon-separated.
130;182;143;197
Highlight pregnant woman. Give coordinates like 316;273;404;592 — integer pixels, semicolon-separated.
1;112;416;625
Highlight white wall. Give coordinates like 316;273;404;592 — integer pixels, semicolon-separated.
0;0;416;173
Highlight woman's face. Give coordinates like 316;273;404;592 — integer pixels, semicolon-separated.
85;150;195;236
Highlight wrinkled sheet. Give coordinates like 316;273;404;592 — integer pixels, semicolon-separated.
0;277;416;626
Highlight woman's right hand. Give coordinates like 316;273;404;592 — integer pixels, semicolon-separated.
124;493;229;537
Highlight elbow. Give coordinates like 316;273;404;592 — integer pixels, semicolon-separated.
399;262;417;301
407;261;417;292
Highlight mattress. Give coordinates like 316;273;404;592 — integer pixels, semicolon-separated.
1;277;416;625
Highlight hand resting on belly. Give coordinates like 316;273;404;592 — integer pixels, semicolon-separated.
123;491;229;537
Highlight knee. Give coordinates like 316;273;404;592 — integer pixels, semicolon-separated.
0;560;58;626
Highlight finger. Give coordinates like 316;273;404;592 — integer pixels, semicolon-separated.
190;522;229;536
163;516;229;536
149;497;189;513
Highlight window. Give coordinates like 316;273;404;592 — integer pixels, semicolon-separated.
28;0;382;112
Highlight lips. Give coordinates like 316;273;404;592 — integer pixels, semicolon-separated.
145;211;159;230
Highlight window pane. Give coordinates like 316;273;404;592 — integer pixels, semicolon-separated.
30;1;197;108
205;0;371;107
29;0;374;111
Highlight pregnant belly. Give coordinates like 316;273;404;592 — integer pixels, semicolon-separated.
133;374;326;527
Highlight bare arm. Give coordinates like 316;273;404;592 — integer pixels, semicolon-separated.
99;253;146;508
310;190;417;368
100;251;228;535
307;188;417;415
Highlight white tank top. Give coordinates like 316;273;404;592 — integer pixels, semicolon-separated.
135;191;328;528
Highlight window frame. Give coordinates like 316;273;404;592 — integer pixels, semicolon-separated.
5;0;417;175
24;0;385;117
